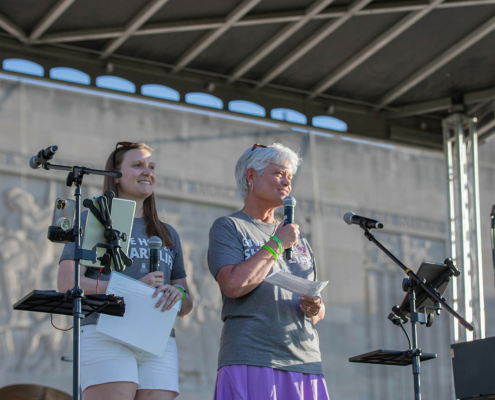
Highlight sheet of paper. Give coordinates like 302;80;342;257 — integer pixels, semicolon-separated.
263;270;328;297
96;272;181;357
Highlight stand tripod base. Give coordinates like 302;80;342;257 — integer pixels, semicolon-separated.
349;349;436;366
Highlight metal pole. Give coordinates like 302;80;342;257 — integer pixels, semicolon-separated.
442;113;485;342
456;114;474;342
443;118;459;342
72;182;83;400
470;119;485;339
309;132;325;277
409;286;421;400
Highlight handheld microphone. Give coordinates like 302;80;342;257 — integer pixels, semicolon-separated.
344;212;384;229
283;196;296;260
29;146;58;169
148;236;162;272
491;205;495;228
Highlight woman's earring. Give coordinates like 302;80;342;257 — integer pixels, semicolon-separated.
250;182;253;190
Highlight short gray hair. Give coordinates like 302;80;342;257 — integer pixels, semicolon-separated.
235;143;302;200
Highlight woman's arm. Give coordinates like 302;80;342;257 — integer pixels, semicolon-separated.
172;277;193;317
216;222;299;298
216;242;277;298
58;260;165;294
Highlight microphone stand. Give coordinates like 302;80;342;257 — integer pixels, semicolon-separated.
40;161;121;400
491;206;495;275
357;221;473;400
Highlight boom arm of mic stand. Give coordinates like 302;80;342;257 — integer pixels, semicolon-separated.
40;163;121;179
361;227;474;332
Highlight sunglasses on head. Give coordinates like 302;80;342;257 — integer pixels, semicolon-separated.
251;144;267;151
113;141;136;167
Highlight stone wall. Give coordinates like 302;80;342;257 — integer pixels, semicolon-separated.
0;78;494;399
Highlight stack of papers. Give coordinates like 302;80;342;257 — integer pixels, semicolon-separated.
97;272;181;356
263;270;328;297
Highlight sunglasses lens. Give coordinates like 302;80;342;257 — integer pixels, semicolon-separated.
252;144;267;151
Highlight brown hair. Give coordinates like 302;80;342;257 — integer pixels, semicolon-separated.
103;142;174;247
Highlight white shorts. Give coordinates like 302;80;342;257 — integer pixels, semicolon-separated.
80;325;179;394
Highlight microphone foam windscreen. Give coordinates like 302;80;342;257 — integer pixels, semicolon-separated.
148;236;162;249
283;196;296;207
343;212;355;225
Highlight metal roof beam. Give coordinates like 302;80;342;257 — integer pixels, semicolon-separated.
375;13;495;110
100;0;170;59
29;0;75;40
255;0;374;89
308;0;444;99
35;0;495;44
172;0;263;74
0;13;27;43
226;0;337;84
386;97;452;119
382;86;495;118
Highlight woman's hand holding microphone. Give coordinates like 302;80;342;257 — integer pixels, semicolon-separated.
267;222;300;257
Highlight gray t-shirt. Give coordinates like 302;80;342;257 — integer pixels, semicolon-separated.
60;211;186;334
208;211;322;374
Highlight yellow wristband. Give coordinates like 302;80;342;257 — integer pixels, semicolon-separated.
262;244;278;261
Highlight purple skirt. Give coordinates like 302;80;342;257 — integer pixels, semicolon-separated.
213;365;330;400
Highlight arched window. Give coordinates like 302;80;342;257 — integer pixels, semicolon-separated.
312;116;347;132
3;58;44;76
185;92;223;109
141;84;180;101
50;67;90;85
271;108;307;125
96;76;135;93
228;100;265;117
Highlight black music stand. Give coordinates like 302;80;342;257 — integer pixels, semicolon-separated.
13;290;125;317
347;219;473;400
13;146;127;400
349;349;436;366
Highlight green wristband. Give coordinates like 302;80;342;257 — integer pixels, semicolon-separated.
174;285;186;301
270;235;283;255
262;244;278;261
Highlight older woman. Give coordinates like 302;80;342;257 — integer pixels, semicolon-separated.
208;143;329;400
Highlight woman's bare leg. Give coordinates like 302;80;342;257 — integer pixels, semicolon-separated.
136;389;178;400
83;382;137;400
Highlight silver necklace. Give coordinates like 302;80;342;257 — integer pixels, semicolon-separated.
240;210;277;236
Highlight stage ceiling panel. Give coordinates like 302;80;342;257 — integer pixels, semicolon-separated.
0;0;492;149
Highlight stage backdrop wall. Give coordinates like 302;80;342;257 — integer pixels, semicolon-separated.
1;78;494;400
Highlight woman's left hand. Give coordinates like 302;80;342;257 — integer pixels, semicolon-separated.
299;296;322;317
153;284;183;312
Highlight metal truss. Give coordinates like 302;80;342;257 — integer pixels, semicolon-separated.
253;0;373;89
29;0;76;41
99;0;171;59
172;0;263;73
29;0;495;45
308;0;445;99
443;113;485;342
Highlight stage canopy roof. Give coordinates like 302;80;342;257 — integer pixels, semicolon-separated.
0;0;494;150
